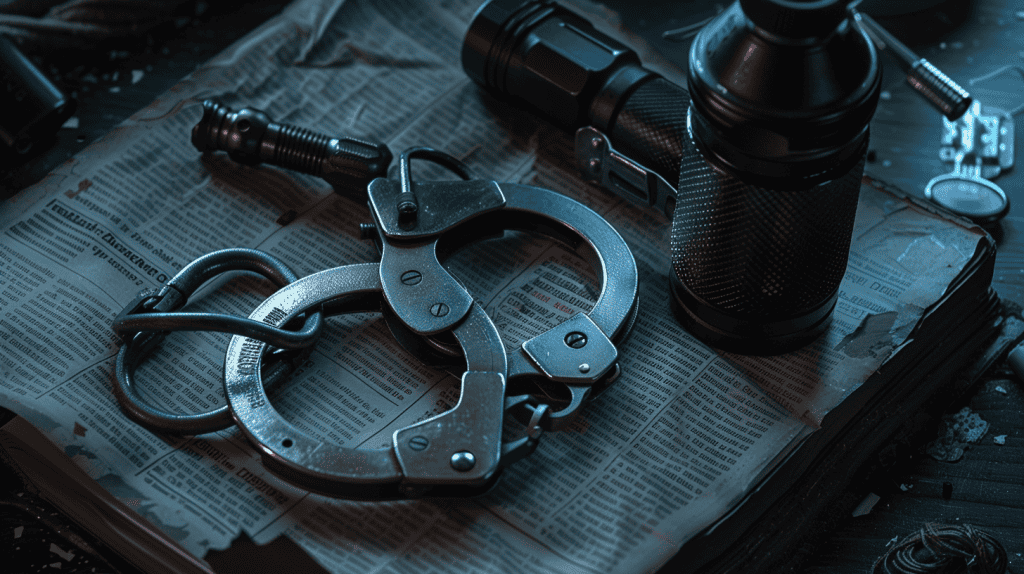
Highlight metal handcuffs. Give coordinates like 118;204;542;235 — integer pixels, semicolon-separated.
221;148;638;498
112;147;638;498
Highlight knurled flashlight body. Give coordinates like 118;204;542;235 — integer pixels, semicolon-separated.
462;0;881;354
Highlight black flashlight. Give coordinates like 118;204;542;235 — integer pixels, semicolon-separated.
0;35;76;156
463;0;887;354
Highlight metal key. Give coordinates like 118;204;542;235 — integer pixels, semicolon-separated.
925;152;1010;225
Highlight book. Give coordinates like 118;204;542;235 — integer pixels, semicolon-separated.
0;1;1008;572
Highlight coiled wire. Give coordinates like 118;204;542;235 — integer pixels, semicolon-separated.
873;523;1008;574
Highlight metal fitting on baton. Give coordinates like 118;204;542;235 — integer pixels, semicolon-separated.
191;100;393;191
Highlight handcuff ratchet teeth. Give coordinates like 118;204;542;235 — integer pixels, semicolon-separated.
222;148;639;498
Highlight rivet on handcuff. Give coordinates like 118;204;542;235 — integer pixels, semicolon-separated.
111;142;638;499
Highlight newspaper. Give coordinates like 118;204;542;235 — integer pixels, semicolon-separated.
0;0;987;572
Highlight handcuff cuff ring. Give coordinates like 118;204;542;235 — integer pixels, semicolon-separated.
111;248;323;435
222;263;510;499
359;148;639;432
380;181;640;431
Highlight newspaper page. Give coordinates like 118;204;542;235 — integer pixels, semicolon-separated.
0;1;986;573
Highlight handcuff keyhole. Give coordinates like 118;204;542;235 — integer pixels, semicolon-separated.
282;438;294;448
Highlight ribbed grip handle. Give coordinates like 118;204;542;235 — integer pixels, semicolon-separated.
263;121;394;187
609;78;690;188
269;124;332;175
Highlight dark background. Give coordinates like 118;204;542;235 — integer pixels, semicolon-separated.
2;0;1022;572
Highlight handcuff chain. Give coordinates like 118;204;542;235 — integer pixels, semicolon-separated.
110;248;322;435
111;248;323;351
499;396;550;467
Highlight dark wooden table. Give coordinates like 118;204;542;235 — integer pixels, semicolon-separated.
2;0;1022;572
793;2;1024;571
605;2;1024;570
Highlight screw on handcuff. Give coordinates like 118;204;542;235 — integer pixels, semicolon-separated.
112;138;639;499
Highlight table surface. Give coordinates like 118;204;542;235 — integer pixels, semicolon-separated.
2;0;1022;572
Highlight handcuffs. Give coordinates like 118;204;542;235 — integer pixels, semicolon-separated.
111;147;638;499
